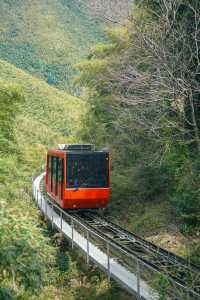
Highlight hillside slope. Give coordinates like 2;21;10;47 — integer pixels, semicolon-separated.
0;58;86;170
0;59;130;299
0;0;104;92
80;0;132;21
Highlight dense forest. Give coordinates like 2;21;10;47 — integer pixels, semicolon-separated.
76;0;200;276
0;0;200;299
78;0;200;233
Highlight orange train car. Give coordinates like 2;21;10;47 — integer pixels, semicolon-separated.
45;144;110;209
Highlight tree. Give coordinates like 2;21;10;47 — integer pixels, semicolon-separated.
77;0;200;227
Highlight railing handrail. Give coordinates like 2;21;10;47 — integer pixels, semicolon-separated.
32;172;200;300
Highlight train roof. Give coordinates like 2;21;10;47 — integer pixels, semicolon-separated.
58;144;93;151
47;144;109;155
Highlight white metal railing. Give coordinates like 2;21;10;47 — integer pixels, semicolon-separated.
32;173;199;300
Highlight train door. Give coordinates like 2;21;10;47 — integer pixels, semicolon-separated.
58;158;64;201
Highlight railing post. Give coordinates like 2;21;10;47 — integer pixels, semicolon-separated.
60;211;63;231
137;260;141;300
71;218;74;249
86;230;89;264
107;242;110;282
45;198;47;216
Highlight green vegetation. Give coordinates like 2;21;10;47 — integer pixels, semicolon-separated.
77;0;200;263
1;0;200;298
0;58;86;158
0;1;132;298
0;58;131;299
0;59;81;299
0;0;104;93
0;80;23;151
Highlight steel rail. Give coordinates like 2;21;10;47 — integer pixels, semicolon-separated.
70;211;200;298
37;176;200;299
91;213;199;270
78;211;200;271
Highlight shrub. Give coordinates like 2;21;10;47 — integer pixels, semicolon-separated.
172;160;200;227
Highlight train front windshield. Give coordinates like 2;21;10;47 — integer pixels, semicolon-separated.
67;152;109;188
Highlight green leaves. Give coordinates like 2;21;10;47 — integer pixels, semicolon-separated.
0;194;56;296
77;0;200;237
0;80;24;153
76;59;108;87
0;287;17;300
0;44;88;298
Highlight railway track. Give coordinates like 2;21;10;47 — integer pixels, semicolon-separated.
39;179;200;299
70;210;200;298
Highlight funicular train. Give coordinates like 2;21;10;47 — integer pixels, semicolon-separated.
45;144;110;209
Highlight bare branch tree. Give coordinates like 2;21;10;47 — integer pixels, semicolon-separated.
100;0;200;151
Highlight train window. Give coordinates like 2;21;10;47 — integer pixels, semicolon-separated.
58;158;64;183
51;156;54;176
66;152;109;188
47;155;51;173
52;157;57;180
57;157;60;182
50;156;53;191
